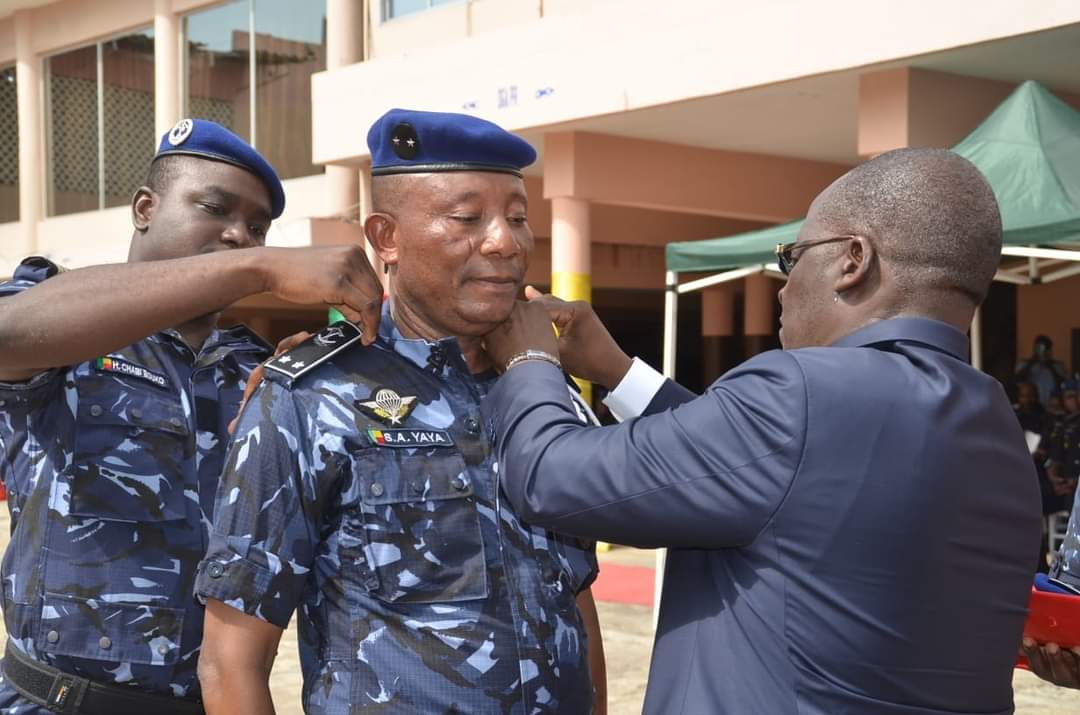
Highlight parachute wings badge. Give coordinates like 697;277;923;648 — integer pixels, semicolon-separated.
357;388;417;426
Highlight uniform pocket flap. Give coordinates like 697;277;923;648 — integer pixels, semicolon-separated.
38;592;185;666
355;449;473;505
77;389;188;435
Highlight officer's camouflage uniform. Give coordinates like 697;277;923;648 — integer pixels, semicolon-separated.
195;303;598;714
0;257;270;711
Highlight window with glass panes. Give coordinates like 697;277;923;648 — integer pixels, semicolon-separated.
45;29;155;216
383;0;459;21
0;67;17;223
183;0;327;182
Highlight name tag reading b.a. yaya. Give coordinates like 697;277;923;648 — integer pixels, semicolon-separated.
367;429;455;449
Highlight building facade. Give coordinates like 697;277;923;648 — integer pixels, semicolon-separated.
2;0;1080;390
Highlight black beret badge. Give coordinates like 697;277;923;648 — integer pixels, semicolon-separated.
390;122;419;160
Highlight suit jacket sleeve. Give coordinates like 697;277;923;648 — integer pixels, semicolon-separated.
642;378;697;415
482;350;807;549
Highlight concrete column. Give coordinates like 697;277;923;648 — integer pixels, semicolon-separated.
14;10;41;258
743;273;776;356
551;196;592;402
701;284;734;384
326;0;365;223
855;68;1068;159
153;0;181;140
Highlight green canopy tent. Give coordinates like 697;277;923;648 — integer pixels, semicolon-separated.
660;80;1080;376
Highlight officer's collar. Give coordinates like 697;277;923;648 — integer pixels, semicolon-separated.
378;299;464;375
830;317;969;360
158;324;270;361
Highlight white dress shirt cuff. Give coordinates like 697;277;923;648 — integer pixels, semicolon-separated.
602;357;665;422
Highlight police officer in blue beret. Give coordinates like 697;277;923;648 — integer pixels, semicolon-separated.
0;119;383;714
195;109;606;713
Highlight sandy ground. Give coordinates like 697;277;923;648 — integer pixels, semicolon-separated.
0;512;1075;713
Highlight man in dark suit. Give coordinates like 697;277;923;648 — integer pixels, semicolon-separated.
481;148;1042;714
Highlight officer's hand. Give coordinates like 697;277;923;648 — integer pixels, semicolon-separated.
1021;637;1080;689
228;331;312;435
261;246;382;346
483;300;559;372
523;286;632;390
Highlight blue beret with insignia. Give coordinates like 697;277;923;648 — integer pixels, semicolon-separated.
154;118;285;219
367;109;536;178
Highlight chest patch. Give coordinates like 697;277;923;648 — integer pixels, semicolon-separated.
95;356;169;388
367;428;455;448
356;388;418;426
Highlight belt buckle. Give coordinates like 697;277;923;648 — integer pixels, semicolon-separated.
47;673;87;714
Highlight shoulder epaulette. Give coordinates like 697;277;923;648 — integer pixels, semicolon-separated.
263;321;364;384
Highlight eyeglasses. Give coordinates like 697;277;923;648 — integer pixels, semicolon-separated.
775;235;856;275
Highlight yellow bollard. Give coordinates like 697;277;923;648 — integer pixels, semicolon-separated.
551;271;592;405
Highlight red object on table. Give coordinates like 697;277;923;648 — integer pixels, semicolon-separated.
1016;586;1080;669
0;482;7;500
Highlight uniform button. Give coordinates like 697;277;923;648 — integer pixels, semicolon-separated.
0;399;6;408
89;405;103;418
157;644;169;656
464;417;480;434
169;417;184;428
46;630;59;644
206;561;225;579
99;637;112;650
130;408;143;420
451;477;467;491
370;483;385;498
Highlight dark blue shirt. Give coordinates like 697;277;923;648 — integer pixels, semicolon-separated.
0;257;270;705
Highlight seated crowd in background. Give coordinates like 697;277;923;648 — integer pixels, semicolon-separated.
1014;336;1080;571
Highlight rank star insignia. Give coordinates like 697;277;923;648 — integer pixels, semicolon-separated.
357;388;417;426
390;122;419;159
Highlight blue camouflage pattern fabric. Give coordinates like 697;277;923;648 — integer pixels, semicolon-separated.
0;257;271;711
195;302;598;714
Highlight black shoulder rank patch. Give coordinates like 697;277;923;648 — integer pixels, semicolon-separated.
263;321;363;381
367;428;454;448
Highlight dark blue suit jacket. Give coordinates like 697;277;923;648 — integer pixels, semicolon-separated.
482;318;1041;714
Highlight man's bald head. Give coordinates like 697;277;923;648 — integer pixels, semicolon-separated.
814;147;1002;306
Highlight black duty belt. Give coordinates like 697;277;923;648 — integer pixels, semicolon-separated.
2;642;204;715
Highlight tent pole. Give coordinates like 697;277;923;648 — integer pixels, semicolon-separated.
657;272;678;627
662;272;678;378
1040;263;1080;283
1029;257;1040;282
1002;246;1080;262
993;270;1032;286
970;305;983;371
